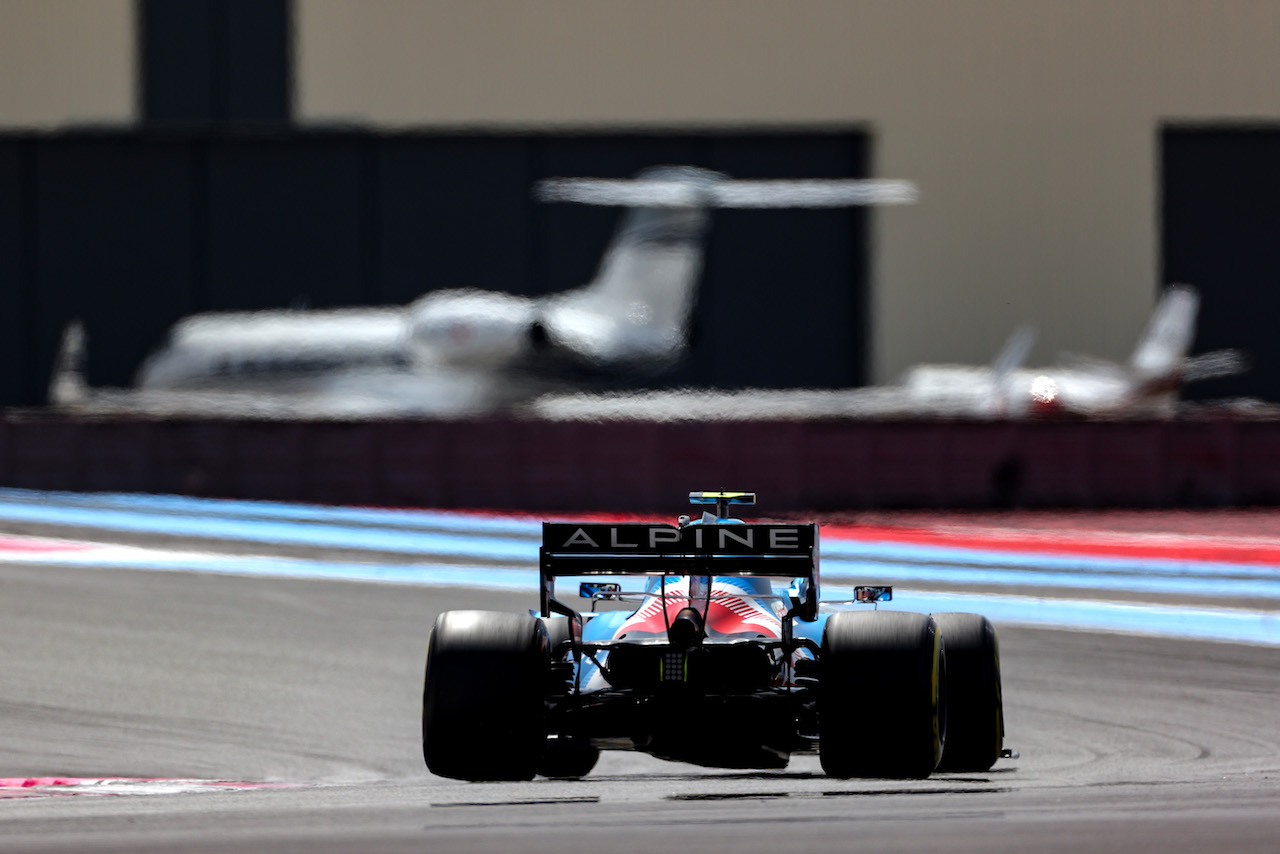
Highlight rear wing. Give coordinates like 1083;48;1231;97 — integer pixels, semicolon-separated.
540;522;820;621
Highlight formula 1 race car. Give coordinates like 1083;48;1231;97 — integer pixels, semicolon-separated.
421;492;1006;780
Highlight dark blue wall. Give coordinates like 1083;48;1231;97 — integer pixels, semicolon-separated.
1163;127;1280;404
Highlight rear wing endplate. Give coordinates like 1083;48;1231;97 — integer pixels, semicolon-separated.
540;522;820;621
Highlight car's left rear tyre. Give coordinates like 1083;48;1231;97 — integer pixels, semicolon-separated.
422;610;548;781
537;737;600;778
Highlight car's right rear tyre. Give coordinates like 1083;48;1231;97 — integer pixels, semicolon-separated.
422;610;548;781
933;612;1003;772
819;610;943;779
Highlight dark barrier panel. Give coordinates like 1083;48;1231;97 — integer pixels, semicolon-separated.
0;140;28;405
1163;127;1280;404
34;137;198;389
376;137;532;304
207;137;368;309
4;416;1280;511
141;0;291;124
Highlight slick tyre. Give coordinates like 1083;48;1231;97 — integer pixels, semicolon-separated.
534;617;597;777
819;611;943;779
422;610;548;781
541;616;572;655
933;612;1004;772
537;737;600;779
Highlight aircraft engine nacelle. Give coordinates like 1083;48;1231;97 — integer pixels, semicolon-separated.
406;289;541;368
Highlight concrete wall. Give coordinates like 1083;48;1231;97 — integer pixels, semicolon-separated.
0;0;134;126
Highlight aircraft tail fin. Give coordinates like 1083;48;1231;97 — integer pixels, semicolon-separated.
536;167;717;369
48;319;89;405
533;166;918;369
990;324;1036;380
1128;284;1200;384
983;324;1036;416
1121;283;1250;411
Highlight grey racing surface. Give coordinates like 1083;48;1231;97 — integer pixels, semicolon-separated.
1;559;1278;853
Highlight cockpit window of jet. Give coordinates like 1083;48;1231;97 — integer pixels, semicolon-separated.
49;167;916;419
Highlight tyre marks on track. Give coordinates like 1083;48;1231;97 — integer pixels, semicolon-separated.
0;777;296;800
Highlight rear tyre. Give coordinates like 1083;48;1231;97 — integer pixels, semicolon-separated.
422;610;548;781
535;615;594;777
537;737;600;778
819;610;943;779
541;615;573;655
933;613;1004;772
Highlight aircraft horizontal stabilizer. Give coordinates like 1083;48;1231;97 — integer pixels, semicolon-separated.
1181;348;1248;382
535;177;918;208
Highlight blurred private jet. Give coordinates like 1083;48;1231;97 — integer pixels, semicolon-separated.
894;284;1244;417
51;167;916;418
533;284;1246;421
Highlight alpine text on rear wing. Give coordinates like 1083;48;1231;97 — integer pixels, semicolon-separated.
539;522;820;622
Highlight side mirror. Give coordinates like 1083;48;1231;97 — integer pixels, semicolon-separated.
579;582;622;600
854;585;893;603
